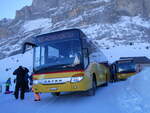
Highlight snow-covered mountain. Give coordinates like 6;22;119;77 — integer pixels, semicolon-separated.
0;0;150;59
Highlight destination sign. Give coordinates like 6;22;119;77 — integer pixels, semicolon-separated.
35;30;79;44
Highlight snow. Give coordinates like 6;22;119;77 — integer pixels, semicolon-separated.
100;43;150;63
81;15;150;45
70;16;83;23
90;50;108;63
0;50;33;83
120;16;150;29
22;18;52;33
116;68;150;113
91;0;112;3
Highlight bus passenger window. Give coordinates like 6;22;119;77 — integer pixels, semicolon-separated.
83;49;89;69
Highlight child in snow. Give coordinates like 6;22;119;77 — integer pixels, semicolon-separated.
5;78;11;94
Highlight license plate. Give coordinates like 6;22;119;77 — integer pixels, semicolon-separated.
50;88;58;91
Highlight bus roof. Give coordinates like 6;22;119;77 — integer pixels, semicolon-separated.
116;59;134;64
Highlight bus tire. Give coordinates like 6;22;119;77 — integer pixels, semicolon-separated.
51;92;60;96
87;77;96;96
113;74;118;82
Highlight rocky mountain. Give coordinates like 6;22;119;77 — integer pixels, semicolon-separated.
0;0;150;59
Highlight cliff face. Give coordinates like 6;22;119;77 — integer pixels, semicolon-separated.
8;0;150;24
116;0;150;16
0;0;150;59
30;0;150;17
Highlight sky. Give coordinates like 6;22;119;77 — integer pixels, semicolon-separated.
0;0;32;20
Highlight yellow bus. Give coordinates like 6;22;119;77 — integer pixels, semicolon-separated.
23;29;109;96
110;59;137;81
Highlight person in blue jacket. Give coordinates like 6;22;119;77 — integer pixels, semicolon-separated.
5;77;11;94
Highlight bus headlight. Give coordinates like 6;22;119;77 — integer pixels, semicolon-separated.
71;77;83;83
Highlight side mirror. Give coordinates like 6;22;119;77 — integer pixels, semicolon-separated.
22;42;36;54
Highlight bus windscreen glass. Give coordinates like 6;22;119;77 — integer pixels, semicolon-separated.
33;39;82;70
117;62;136;73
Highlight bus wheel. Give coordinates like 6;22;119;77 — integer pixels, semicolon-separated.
87;78;96;96
51;92;60;96
113;74;118;82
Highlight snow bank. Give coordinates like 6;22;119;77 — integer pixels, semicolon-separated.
130;68;150;106
117;67;150;113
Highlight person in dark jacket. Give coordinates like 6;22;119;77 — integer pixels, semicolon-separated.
13;66;29;100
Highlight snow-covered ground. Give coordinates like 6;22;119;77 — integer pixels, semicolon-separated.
0;67;150;113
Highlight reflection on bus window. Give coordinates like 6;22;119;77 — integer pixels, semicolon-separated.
33;39;82;70
118;63;136;73
34;47;40;67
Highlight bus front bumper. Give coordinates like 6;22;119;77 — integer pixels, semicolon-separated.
117;72;136;79
32;78;91;93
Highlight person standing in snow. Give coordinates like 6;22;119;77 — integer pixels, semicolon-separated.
5;77;11;94
13;66;29;100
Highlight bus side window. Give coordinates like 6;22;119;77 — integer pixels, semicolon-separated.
34;47;41;67
83;49;89;69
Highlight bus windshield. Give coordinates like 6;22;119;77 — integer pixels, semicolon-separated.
117;62;136;73
33;39;82;70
